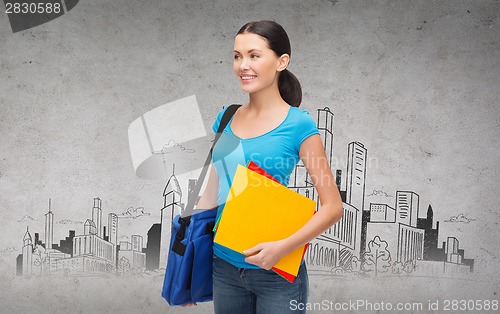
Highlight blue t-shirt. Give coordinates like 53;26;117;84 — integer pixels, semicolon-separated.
211;105;320;269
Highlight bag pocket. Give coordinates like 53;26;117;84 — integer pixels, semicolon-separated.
162;214;195;306
190;233;214;302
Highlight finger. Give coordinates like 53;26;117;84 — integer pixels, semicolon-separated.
242;244;262;256
244;254;261;266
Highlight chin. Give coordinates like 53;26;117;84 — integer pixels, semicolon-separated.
240;82;267;94
240;85;257;93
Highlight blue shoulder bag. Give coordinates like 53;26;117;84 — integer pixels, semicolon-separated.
161;104;241;306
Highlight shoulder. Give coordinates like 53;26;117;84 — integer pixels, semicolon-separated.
288;106;317;124
212;105;239;133
287;106;320;152
217;104;243;117
212;106;228;133
289;106;313;116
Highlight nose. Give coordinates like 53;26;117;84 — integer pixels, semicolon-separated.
239;57;250;71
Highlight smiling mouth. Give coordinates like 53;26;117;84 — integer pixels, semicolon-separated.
240;75;257;81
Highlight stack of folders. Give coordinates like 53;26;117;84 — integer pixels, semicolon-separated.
213;161;316;283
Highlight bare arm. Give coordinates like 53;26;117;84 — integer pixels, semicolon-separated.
181;160;219;307
279;134;343;252
243;134;343;269
194;161;219;210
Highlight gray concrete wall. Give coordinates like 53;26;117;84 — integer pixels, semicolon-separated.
0;0;498;313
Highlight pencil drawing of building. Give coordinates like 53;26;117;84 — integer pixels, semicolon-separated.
22;227;33;276
17;197;147;276
159;166;183;269
288;107;474;276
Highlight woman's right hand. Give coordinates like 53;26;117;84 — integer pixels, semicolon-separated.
181;302;197;307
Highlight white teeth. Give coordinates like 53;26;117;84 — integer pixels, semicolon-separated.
242;76;255;80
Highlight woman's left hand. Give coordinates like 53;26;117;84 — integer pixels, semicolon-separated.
242;240;288;270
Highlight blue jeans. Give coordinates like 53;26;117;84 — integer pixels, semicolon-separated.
212;253;309;313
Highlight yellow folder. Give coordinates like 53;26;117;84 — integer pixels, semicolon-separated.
213;164;316;278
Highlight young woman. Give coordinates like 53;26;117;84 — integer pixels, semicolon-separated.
186;20;343;313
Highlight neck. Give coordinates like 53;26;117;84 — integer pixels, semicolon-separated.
247;82;288;114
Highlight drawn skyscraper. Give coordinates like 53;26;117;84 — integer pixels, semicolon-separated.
145;223;161;270
84;219;97;235
118;235;146;271
22;227;33;276
365;189;424;265
302;108;363;271
159;166;183;268
71;198;115;273
417;204;444;261
346;141;367;212
446;237;461;263
316;107;334;170
288;163;315;203
131;235;143;252
396;191;419;227
108;213;118;266
92;197;103;237
44;199;54;250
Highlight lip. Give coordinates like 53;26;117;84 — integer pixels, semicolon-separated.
240;74;257;84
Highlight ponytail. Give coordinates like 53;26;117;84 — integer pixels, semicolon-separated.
278;69;302;107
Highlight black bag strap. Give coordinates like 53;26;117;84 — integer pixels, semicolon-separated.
182;103;241;218
172;104;241;256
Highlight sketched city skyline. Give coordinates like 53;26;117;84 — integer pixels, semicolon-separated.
16;106;474;278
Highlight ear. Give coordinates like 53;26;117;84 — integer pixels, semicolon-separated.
276;53;290;72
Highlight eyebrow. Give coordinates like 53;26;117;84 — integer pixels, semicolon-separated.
233;49;263;53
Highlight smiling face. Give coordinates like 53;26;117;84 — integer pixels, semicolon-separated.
233;32;288;94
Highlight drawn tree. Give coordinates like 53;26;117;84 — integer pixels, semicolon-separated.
362;236;391;277
403;260;416;274
32;255;42;276
117;257;131;276
350;255;361;274
32;245;49;276
392;261;404;274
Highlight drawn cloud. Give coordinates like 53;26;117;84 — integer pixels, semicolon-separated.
118;207;151;219
0;247;16;253
444;213;476;223
366;189;393;198
57;219;84;224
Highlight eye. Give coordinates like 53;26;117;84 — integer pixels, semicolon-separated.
251;54;259;58
233;54;241;60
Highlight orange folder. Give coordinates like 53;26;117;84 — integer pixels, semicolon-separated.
213;161;281;232
244;161;313;282
213;163;316;282
245;161;312;282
